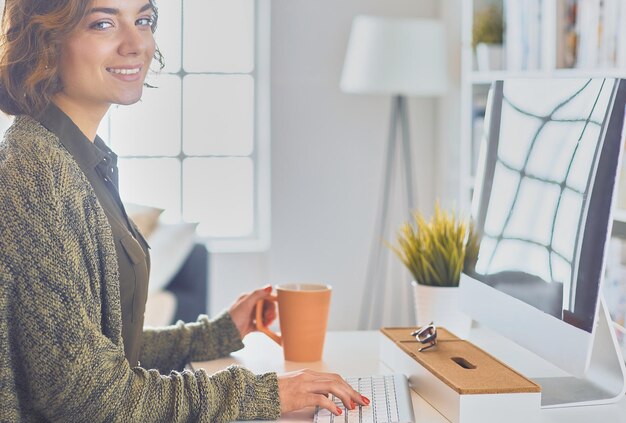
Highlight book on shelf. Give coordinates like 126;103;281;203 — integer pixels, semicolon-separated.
576;0;600;68
562;0;625;69
556;0;578;68
597;0;620;67
619;5;626;68
504;0;542;71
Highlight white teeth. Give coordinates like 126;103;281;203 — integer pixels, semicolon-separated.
107;68;140;75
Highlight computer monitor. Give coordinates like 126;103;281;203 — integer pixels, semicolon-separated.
460;77;626;407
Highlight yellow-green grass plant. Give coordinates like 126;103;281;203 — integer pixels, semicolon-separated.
472;4;504;50
389;205;479;287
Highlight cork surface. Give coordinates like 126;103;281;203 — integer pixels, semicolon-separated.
381;327;541;395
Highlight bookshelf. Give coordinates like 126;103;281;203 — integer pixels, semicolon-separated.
460;0;626;224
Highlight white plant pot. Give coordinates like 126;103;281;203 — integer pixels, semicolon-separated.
412;281;472;338
475;42;504;71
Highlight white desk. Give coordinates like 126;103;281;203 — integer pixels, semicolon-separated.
192;330;626;423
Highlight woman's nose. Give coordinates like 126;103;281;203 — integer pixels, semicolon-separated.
118;25;151;56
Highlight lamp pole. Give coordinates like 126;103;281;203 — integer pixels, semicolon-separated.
359;95;416;329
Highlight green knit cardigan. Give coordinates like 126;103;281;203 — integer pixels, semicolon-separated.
0;115;281;422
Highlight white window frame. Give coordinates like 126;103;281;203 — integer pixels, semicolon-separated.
203;0;271;252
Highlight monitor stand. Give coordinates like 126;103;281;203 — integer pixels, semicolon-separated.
534;296;626;407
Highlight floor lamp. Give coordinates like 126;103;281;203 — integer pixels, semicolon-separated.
340;16;448;329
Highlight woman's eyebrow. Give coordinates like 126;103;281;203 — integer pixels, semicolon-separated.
88;3;153;16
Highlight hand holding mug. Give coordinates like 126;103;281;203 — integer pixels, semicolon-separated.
228;285;277;339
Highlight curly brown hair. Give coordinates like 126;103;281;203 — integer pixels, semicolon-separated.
0;0;164;117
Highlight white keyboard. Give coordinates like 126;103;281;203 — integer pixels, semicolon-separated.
313;374;415;423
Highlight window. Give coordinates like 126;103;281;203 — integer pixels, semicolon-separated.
100;0;270;252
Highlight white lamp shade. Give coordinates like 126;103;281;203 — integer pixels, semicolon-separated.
340;16;447;96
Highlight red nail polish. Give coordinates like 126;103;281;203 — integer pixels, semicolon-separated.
351;401;356;410
336;407;342;415
361;395;370;405
264;285;272;293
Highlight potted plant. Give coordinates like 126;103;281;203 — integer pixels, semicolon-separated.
388;205;479;336
472;5;504;71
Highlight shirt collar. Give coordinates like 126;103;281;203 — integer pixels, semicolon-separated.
36;103;107;170
94;135;118;169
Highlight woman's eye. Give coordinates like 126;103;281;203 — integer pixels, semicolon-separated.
136;16;155;27
90;20;113;30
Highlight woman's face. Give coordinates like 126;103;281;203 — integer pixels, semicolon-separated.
55;0;156;115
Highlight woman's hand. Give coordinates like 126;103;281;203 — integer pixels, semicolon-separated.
278;369;370;416
228;285;277;339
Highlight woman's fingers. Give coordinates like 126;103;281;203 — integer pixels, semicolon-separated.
228;285;274;338
261;300;276;325
277;369;370;416
305;393;343;416
303;370;368;406
309;380;363;410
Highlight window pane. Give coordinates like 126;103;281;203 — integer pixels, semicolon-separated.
154;0;182;73
119;158;181;222
183;158;253;237
109;74;181;157
183;74;254;156
183;0;254;72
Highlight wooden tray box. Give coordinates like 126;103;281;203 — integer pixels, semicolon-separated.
380;327;541;423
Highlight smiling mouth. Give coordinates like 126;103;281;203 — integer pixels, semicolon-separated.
106;67;141;75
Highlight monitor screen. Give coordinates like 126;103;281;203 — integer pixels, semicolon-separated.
461;77;626;379
468;78;622;332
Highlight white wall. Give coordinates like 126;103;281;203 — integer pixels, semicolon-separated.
438;1;463;206
210;0;447;330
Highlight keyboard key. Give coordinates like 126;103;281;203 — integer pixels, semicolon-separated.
315;407;333;423
347;407;360;423
375;402;389;422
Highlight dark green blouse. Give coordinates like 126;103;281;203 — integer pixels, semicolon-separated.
37;104;150;367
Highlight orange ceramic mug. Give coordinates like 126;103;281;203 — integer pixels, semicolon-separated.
255;283;332;362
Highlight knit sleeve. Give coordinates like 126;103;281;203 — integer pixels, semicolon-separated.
139;312;245;372
0;134;281;422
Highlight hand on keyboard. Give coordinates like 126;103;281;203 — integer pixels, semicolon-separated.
314;375;415;423
278;369;370;416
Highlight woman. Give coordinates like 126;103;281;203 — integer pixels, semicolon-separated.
0;0;367;421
